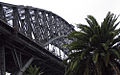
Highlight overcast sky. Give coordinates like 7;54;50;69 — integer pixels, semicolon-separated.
1;0;120;25
2;0;120;74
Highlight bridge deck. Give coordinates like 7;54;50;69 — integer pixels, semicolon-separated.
0;2;75;75
0;20;65;75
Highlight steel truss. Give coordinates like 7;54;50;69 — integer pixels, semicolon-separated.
0;2;74;75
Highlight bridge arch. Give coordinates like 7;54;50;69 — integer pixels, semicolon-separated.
0;2;75;75
0;2;74;59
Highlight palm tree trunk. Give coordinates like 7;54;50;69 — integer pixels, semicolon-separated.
109;61;120;75
95;63;102;75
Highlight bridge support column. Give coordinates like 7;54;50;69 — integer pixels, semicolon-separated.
17;57;34;75
0;40;5;75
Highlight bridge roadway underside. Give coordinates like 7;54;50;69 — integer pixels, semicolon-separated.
0;20;65;75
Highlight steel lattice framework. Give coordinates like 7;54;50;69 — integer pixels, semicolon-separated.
0;2;74;75
0;2;74;57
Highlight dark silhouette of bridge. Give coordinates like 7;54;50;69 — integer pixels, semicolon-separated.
0;2;74;75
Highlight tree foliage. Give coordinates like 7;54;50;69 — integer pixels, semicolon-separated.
64;12;120;75
24;65;43;75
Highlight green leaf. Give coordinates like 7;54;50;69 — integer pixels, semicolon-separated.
111;49;120;58
63;12;120;75
102;43;108;50
87;15;99;27
72;60;78;70
111;36;120;46
25;65;43;75
80;50;87;59
101;53;105;56
104;52;110;66
92;53;99;63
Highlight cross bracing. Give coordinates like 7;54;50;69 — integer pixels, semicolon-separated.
0;2;74;57
0;2;74;75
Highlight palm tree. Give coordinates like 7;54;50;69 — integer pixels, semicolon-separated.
64;12;120;75
24;65;43;75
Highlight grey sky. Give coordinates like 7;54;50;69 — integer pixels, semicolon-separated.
2;0;120;75
2;0;120;25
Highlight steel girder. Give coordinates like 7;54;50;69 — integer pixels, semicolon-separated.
0;2;74;75
0;20;65;75
0;2;74;57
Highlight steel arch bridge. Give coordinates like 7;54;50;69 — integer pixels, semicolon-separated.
0;2;74;75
